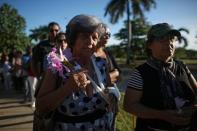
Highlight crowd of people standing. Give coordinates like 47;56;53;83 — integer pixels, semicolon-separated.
0;45;37;107
0;14;197;131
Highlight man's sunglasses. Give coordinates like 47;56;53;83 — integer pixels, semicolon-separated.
58;39;66;43
105;32;111;38
102;32;111;39
50;29;59;33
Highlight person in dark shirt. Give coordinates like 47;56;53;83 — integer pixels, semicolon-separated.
31;22;60;78
124;23;197;131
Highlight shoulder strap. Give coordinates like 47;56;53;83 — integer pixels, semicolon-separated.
91;55;105;90
104;49;120;72
86;74;110;104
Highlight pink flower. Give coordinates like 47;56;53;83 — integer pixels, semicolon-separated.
51;47;57;52
46;48;72;80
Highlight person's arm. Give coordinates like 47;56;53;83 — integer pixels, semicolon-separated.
36;69;73;113
31;46;41;78
105;50;120;85
187;68;197;93
108;69;119;84
123;87;192;126
36;69;90;113
106;49;121;73
189;74;197;93
181;62;197;93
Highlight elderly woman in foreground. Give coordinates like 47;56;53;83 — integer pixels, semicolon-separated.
36;14;119;131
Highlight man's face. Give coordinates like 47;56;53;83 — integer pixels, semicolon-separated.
149;35;178;61
49;25;60;40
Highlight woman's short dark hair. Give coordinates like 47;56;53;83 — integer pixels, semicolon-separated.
56;32;66;40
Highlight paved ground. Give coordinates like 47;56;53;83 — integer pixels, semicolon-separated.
0;89;34;131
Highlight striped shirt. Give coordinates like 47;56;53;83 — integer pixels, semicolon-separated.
127;69;143;90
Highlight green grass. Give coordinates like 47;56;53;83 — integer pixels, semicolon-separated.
115;93;136;131
116;58;197;68
180;59;197;65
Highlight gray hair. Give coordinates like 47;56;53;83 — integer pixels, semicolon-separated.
66;14;104;48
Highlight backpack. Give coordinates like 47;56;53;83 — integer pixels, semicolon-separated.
33;72;62;131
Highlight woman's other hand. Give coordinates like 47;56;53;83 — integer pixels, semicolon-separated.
65;69;91;92
108;69;119;85
161;110;191;126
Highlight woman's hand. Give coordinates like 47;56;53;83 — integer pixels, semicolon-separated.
64;69;91;92
108;69;119;85
161;110;191;126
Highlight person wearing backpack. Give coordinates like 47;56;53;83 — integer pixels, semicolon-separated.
22;46;32;102
22;46;37;107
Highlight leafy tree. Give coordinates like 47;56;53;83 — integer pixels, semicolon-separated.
114;18;151;60
175;48;197;59
196;32;197;44
0;3;30;52
175;47;187;59
29;25;48;42
185;49;197;59
104;0;156;64
178;28;189;48
106;45;126;58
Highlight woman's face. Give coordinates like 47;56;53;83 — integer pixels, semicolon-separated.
73;31;99;58
58;35;67;50
98;30;110;47
149;35;178;61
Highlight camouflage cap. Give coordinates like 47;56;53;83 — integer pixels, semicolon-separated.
147;23;181;40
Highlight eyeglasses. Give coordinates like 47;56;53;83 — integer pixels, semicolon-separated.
102;32;111;39
50;29;59;33
105;32;111;38
58;39;66;43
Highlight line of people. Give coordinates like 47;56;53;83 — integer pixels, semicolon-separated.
31;15;197;131
1;14;196;131
0;45;37;107
32;15;121;131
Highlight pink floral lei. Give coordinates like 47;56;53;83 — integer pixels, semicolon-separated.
47;48;73;80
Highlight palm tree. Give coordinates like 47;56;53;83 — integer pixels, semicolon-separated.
104;0;156;64
178;28;189;48
196;32;197;44
29;25;48;42
114;19;150;61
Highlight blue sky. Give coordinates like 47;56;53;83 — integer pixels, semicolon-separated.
1;0;197;50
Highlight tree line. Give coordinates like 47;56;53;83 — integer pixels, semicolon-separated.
1;2;197;62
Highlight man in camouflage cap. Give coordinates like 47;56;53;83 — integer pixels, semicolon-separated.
147;23;181;40
124;23;197;131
